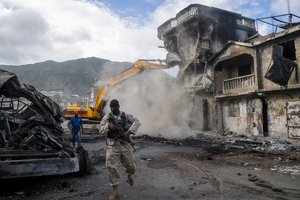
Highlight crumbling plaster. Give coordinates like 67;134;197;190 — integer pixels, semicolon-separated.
220;98;263;136
266;93;300;138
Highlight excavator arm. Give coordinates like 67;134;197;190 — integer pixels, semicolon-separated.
64;59;172;133
108;60;167;88
94;59;167;113
64;59;170;134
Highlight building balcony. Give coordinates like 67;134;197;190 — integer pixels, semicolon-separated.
157;6;199;39
157;4;256;40
223;74;256;94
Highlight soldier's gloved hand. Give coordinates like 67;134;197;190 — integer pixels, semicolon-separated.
108;123;117;131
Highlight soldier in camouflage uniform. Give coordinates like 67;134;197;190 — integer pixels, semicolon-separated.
99;99;141;200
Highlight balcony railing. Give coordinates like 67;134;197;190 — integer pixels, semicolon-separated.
158;6;200;38
236;18;256;29
177;7;198;24
223;74;255;94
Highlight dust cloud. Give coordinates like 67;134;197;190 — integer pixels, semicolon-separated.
104;70;195;139
100;61;131;78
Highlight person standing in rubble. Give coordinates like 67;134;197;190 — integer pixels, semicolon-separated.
69;111;83;148
99;99;141;200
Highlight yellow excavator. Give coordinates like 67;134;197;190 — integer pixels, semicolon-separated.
64;59;169;132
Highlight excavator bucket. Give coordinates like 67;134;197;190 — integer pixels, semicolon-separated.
165;52;182;68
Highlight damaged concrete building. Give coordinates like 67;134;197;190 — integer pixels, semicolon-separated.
212;23;300;139
158;4;300;139
158;4;257;131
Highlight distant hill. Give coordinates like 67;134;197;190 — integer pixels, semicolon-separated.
0;57;131;96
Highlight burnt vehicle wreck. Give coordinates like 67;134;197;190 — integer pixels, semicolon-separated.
0;69;88;178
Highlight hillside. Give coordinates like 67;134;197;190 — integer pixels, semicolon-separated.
0;57;131;96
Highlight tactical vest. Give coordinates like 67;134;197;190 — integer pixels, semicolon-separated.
107;112;132;140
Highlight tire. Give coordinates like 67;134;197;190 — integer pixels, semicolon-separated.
77;149;90;176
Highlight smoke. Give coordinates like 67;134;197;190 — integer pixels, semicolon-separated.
104;70;195;139
100;61;131;79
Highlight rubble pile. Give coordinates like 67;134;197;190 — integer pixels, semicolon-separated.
137;133;300;158
226;136;300;153
137;133;219;148
0;69;72;153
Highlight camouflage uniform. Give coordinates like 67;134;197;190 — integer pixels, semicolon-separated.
99;111;141;186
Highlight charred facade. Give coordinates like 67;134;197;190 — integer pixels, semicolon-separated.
158;4;300;140
158;4;257;81
211;25;300;139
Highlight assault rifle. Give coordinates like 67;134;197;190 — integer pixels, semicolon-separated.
108;116;136;151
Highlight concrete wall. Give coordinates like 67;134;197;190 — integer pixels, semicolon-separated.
219;98;263;136
266;93;300;139
286;100;300;138
190;94;215;131
259;46;280;90
218;92;300;139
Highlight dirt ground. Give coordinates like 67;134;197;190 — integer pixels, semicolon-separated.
0;135;300;200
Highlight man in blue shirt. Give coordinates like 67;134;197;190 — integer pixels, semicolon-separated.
69;111;83;148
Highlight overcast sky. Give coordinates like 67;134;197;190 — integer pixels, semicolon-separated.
0;0;299;65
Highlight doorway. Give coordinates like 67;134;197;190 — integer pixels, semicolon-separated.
260;98;269;136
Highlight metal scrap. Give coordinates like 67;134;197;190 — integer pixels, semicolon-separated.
0;69;85;178
0;69;69;152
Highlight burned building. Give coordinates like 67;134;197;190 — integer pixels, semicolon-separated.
158;4;257;131
158;4;257;82
158;4;300;140
211;24;300;139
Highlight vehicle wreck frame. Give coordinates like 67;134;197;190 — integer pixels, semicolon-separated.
0;69;89;179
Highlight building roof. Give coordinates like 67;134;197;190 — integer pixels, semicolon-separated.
208;41;254;63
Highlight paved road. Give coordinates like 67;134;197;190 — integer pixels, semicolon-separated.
1;137;300;200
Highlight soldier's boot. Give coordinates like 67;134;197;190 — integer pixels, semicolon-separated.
108;185;119;200
128;174;134;186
